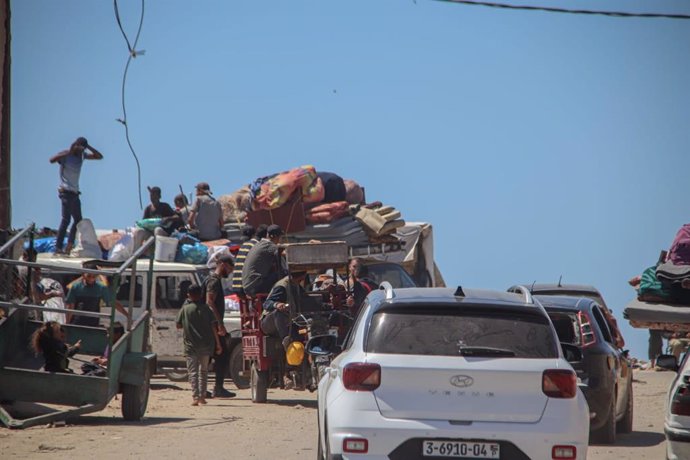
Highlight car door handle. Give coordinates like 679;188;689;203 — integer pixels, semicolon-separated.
156;326;170;330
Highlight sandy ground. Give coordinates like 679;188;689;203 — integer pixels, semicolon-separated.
1;370;674;459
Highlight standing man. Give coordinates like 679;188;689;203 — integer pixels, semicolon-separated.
242;224;284;297
65;272;129;327
188;182;223;241
49;137;103;255
176;285;222;406
231;224;267;295
203;254;236;398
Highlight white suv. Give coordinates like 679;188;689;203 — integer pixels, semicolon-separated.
309;285;590;460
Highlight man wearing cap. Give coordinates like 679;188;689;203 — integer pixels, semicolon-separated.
202;253;236;398
143;186;175;219
242;224;285;297
231;224;267;295
49;137;104;255
188;182;224;241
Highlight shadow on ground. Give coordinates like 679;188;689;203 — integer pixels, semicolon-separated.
591;431;665;448
269;399;317;409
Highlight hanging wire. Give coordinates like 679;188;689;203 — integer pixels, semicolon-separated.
114;0;146;209
434;0;690;20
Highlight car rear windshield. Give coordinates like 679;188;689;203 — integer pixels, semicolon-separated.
366;307;558;358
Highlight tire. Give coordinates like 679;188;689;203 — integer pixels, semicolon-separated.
229;345;250;390
122;367;151;421
162;369;189;382
617;381;634;434
250;361;268;403
592;392;616;444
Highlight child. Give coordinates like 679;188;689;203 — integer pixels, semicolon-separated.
31;321;81;373
176;285;222;406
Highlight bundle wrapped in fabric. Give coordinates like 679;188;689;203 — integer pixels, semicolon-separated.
253;165;325;210
305;201;351;224
218;186;253;224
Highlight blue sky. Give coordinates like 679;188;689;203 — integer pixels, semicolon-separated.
11;0;690;359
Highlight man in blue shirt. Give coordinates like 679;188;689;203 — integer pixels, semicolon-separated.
49;137;104;255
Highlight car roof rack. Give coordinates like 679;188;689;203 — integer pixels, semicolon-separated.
379;281;395;300
507;285;534;304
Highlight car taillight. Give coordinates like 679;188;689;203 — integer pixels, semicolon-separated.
542;369;577;398
552;445;576;459
577;311;597;348
671;384;690;416
343;438;368;453
343;363;381;391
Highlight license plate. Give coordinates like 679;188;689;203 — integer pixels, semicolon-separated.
422;440;500;458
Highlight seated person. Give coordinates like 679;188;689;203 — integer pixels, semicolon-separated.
31;321;82;373
82;322;125;375
261;271;310;349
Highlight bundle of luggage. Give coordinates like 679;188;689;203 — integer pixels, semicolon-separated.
218;166;365;225
636;224;690;306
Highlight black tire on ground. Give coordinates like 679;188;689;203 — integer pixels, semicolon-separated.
591;392;617;444
229;345;250;390
162;368;189;382
250;361;268;403
122;367;151;421
617;381;634;434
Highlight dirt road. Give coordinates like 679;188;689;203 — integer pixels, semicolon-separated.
1;371;673;459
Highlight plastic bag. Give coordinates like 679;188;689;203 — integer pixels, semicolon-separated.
109;233;134;262
177;243;209;265
71;219;102;258
136;218;162;232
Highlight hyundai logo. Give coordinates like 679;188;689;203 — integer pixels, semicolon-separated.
450;375;474;388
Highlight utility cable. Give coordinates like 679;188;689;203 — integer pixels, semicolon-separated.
114;0;146;209
434;0;690;20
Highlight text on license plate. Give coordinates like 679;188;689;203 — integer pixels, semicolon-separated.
422;440;500;458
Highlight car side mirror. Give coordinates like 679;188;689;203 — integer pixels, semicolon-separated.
561;343;583;363
656;354;679;372
306;334;341;357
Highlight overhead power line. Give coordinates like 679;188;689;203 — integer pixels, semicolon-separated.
434;0;690;20
114;0;146;209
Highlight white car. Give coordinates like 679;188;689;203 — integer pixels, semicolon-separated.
309;285;590;460
657;352;690;460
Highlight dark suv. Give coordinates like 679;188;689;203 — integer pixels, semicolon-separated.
534;294;633;444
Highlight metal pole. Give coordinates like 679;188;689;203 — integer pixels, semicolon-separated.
0;0;10;230
0;224;32;256
127;262;136;331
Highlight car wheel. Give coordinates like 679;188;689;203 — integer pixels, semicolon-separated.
229;345;250;389
162;368;188;382
617;381;633;434
592;392;616;444
250;361;268;403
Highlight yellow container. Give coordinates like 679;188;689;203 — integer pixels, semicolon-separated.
286;341;305;366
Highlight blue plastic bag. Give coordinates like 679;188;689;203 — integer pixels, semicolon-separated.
136;218;162;231
176;243;208;265
24;237;66;253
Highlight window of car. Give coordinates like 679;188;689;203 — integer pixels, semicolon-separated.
154;273;195;309
342;299;370;351
365;263;416;288
591;305;614;344
366;306;558;358
547;312;581;346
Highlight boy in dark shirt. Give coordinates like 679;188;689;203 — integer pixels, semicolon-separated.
176;285;222;406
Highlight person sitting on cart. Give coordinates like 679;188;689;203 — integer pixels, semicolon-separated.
31;320;82;373
242;224;285;297
262;271;312;350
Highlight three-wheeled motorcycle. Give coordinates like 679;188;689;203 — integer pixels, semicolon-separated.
239;241;352;403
